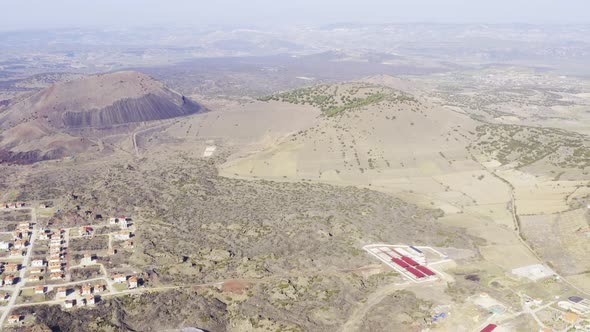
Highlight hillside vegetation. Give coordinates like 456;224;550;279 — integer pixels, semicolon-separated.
258;83;419;116
470;124;590;170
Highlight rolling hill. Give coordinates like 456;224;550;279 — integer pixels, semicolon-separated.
220;82;509;217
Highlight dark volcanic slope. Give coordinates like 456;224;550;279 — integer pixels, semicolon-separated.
0;70;205;130
0;71;205;164
62;93;202;128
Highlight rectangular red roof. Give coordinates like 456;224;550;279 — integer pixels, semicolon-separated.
391;258;410;268
405;266;425;278
480;324;497;332
401;256;420;266
416;265;435;276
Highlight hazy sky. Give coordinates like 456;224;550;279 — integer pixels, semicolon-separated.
1;0;589;29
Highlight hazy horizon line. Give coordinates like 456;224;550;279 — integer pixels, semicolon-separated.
1;21;589;32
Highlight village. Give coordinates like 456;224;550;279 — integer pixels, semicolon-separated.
0;201;145;328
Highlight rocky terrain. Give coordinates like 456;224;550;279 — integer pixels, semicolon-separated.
4;149;475;331
10;289;229;332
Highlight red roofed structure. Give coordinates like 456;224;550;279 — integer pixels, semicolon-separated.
401;256;420;266
416;265;435;276
480;324;497;332
405;266;425;278
391;258;410;268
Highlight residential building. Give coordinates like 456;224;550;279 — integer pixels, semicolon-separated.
50;266;62;273
119;219;129;229
81;253;95;265
110;216;127;224
80;285;92;295
128;276;138;289
13;240;27;249
4;275;14;285
57;287;67;297
48;255;61;263
28;275;42;282
80;226;93;236
114;231;132;240
49;261;62;269
9;249;24;257
50;273;63;280
5;264;18;273
31;259;45;267
35;286;46;294
113;274;126;283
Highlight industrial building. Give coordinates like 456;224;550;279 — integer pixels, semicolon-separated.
364;244;440;282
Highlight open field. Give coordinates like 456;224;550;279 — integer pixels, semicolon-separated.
520;209;590;276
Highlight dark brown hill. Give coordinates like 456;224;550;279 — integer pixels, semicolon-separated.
0;71;204;130
0;71;205;164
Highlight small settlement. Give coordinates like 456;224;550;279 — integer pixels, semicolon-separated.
0;202;146;328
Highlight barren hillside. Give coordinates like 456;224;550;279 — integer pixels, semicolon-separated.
0;71;205;164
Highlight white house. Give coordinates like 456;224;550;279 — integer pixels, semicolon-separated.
114;231;132;240
81;254;95;265
4;275;14;285
31;260;45;267
119;219;129;229
57;287;67;297
113;274;126;283
127;276;138;289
